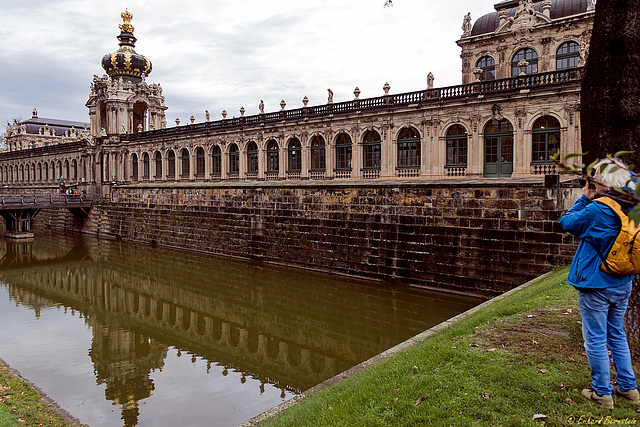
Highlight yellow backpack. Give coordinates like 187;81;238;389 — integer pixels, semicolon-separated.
593;196;640;275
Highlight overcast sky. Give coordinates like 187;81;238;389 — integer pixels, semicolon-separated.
0;0;497;127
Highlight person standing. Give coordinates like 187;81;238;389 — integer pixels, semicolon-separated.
559;158;640;409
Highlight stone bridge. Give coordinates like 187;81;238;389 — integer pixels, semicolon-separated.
0;193;94;239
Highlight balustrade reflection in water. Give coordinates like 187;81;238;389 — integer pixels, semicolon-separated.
0;232;483;426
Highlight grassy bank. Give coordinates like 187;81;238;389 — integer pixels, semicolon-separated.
0;362;74;427
264;267;640;426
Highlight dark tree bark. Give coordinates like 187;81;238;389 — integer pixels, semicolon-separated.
581;1;640;349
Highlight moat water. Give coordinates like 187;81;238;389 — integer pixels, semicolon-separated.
0;231;483;426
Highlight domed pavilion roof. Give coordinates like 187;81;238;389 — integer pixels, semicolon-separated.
101;10;152;83
471;0;591;36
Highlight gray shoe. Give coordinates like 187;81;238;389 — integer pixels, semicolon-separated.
613;385;640;404
582;388;614;409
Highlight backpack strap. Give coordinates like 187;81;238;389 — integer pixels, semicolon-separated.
588;196;625;273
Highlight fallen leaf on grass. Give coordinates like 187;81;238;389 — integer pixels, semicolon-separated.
415;395;429;405
566;398;575;406
412;365;418;370
526;314;535;318
481;391;490;399
391;398;398;402
558;382;566;391
0;386;7;391
539;369;547;374
532;414;547;420
392;388;400;392
326;405;332;410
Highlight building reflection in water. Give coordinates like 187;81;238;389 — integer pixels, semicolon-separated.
0;233;483;426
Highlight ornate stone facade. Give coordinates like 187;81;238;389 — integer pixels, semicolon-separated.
1;2;594;194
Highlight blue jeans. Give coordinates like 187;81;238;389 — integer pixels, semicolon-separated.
579;283;637;395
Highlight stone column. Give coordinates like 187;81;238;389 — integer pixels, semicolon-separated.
301;139;309;179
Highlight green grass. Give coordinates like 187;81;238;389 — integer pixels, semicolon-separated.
265;267;640;426
0;364;72;427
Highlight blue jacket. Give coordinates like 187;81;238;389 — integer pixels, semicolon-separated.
559;195;634;290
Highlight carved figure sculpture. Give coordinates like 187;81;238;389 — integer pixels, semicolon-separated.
327;89;333;104
259;100;265;113
462;13;471;35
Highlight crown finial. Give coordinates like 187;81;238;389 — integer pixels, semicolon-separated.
119;10;134;33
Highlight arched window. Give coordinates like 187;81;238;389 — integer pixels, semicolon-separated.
556;41;580;70
143;153;150;178
310;135;326;171
335;133;352;170
247;142;259;173
288;138;302;172
181;148;190;178
397;127;421;168
212;146;222;175
229;144;239;174
511;48;538;76
532;116;560;162
64;160;70;181
363;130;382;169
38;163;42;182
20;165;24;182
476;56;495;81
167;150;175;178
446;125;468;166
195;147;205;177
131;153;138;181
71;159;77;180
267;140;279;172
154;151;162;178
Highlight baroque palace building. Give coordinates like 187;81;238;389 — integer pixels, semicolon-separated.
2;0;594;194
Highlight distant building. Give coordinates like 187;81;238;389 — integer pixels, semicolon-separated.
1;1;594;193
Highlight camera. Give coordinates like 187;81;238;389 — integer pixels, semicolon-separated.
578;175;595;189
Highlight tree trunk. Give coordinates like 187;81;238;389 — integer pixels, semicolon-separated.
580;1;640;349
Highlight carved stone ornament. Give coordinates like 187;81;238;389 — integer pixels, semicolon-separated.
462;12;471;36
515;109;527;128
280;99;286;111
495;0;551;37
473;68;483;82
491;104;504;122
302;96;309;107
518;60;529;75
175;118;180;126
383;82;391;95
354;87;361;100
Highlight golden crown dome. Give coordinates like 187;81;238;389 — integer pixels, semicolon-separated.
101;11;152;83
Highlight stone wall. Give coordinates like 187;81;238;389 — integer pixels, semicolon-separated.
30;181;579;297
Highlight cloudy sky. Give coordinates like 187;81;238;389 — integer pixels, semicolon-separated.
0;0;497;127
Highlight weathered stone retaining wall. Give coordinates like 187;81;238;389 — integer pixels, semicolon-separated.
26;180;579;297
